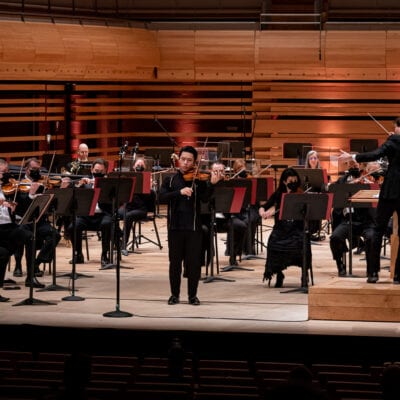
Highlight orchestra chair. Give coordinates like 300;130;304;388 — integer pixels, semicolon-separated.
128;191;163;251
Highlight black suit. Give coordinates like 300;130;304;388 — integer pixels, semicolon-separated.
355;134;400;276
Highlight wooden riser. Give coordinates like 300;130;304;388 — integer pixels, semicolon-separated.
308;277;400;322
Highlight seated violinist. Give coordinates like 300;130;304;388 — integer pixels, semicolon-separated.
67;158;113;268
0;158;32;300
13;157;61;287
259;168;312;288
329;160;378;281
231;158;260;258
118;158;152;251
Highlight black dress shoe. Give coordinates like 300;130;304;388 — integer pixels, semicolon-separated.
168;295;180;305
101;255;110;267
189;296;200;306
393;275;400;284
367;272;379;283
0;295;10;302
275;271;285;288
69;254;84;264
34;269;44;277
338;264;346;277
25;277;45;289
13;268;23;277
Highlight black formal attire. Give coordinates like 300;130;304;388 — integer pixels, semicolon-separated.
159;171;213;302
118;191;154;249
67;181;113;264
14;187;61;279
263;188;312;287
329;174;377;276
354;134;400;279
0;186;31;290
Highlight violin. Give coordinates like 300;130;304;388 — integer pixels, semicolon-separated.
182;170;210;182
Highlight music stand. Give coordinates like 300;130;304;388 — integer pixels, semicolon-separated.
202;186;240;283
36;189;69;292
95;177;135;271
329;183;372;276
242;177;274;261
94;177;136;319
293;168;328;192
59;187;99;301
212;182;250;272
279;192;333;294
13;194;56;307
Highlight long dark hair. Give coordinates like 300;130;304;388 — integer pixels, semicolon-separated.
277;168;300;193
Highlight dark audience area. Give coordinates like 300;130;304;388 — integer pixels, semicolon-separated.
1;325;400;399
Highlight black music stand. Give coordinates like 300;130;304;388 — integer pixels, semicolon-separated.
242;177;274;261
214;182;251;272
279;192;333;294
94;177;135;319
60;187;99;301
13;194;56;307
329;183;372;277
36;190;69;292
294;168;328;192
96;177;135;271
202;186;239;283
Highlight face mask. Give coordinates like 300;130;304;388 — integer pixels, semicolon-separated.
29;169;41;181
93;172;105;178
348;168;361;178
287;181;300;191
135;165;145;172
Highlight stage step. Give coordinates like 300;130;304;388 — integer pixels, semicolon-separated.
308;277;400;322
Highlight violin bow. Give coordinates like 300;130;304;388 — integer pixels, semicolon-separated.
190;137;208;189
12;157;25;203
368;113;390;135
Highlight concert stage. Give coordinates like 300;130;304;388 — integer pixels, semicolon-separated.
0;215;399;363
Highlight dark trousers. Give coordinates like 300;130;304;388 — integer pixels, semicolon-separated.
68;213;112;256
118;208;147;247
330;221;376;275
168;229;203;299
15;222;61;274
373;198;400;274
0;246;10;287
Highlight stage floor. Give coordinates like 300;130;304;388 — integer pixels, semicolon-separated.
1;212;399;340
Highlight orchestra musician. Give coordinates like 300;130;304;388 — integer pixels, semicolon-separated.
329;160;377;278
305;150;321;169
159;146;220;306
118;158;153;251
67;158;113;268
339;116;400;284
67;143;91;175
0;158;32;301
13;157;61;288
259;167;311;288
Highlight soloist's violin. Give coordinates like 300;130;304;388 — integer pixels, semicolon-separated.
182;170;210;182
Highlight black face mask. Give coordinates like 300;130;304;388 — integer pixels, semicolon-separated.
135;166;145;172
29;169;41;181
348;167;361;178
92;172;105;178
287;181;300;191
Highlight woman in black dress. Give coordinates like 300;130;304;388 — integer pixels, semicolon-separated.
259;168;312;288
